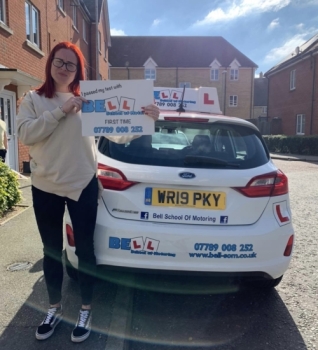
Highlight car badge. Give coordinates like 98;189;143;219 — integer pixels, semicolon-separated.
179;172;196;179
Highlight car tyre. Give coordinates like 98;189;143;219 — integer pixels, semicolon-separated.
64;250;78;281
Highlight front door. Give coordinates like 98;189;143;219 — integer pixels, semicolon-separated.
0;91;17;170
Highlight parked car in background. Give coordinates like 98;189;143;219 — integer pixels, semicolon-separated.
64;87;294;288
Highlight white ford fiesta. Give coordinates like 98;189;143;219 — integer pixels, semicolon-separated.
64;86;294;288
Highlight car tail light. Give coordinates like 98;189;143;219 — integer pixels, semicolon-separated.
284;235;294;256
97;163;138;191
66;224;75;247
234;170;288;198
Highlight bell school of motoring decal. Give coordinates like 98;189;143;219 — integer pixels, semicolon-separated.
153;86;222;114
109;236;176;257
80;80;155;136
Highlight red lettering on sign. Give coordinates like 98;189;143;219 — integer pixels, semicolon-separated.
276;205;289;223
147;241;154;251
204;93;214;105
133;241;141;249
161;92;168;98
107;101;116;110
123;100;130;110
172;93;179;100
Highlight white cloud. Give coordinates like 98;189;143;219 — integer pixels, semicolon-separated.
194;0;291;26
268;18;280;31
264;28;317;64
110;28;127;36
152;19;162;27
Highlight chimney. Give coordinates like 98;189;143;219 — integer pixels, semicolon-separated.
259;72;263;78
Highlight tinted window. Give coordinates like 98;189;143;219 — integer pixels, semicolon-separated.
98;121;269;169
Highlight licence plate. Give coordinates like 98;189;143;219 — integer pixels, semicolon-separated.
144;188;226;210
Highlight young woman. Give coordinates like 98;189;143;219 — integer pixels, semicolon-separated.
17;41;159;343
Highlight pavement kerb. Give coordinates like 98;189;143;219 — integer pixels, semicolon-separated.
270;153;318;162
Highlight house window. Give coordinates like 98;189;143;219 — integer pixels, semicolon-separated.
179;82;191;88
262;106;267;114
72;1;77;28
229;95;238;107
210;69;219;81
58;0;64;10
104;41;107;58
25;1;40;47
230;69;238;80
145;69;156;80
290;69;296;90
83;19;87;42
0;0;6;24
296;114;305;135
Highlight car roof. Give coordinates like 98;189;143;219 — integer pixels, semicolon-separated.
158;110;259;131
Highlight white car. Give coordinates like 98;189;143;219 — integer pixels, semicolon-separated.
64;87;294;288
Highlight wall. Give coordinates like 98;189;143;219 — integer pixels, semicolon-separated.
268;54;318;135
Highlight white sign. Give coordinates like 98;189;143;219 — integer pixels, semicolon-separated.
154;87;222;114
80;80;154;136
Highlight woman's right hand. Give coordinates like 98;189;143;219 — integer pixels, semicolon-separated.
61;96;88;114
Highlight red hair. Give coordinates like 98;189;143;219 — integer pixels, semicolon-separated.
36;42;85;98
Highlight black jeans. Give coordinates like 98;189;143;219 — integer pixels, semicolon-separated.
32;176;98;305
0;149;6;162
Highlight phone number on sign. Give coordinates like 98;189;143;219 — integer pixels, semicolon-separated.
194;243;254;252
93;126;143;134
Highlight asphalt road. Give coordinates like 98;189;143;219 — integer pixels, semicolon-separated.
0;158;317;350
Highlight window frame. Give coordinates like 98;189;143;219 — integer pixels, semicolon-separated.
98;31;101;52
229;95;238;107
25;1;40;47
230;69;239;81
72;1;77;28
83;18;87;42
290;69;296;90
179;82;191;88
58;0;64;10
0;0;6;24
144;68;156;80
210;68;219;81
296;114;305;135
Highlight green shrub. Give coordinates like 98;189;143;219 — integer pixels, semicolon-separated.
263;135;318;155
0;162;22;217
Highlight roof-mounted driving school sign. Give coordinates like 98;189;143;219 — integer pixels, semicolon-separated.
80;80;155;136
154;87;222;114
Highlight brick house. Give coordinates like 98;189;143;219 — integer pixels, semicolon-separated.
108;36;258;120
264;33;318;136
0;0;110;172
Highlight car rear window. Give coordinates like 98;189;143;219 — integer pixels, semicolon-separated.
98;121;269;169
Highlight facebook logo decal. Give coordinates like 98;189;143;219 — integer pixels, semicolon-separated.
141;212;149;220
220;216;228;224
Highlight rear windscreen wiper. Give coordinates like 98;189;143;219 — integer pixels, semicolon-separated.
184;155;241;168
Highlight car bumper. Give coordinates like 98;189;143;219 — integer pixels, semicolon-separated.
65;200;294;280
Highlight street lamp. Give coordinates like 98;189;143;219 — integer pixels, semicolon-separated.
222;69;227;115
125;61;130;80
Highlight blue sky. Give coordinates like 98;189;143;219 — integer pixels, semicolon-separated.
108;0;318;76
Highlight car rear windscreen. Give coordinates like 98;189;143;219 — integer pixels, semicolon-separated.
98;121;269;169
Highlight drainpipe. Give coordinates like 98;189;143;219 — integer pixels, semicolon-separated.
95;0;99;79
176;67;178;87
310;52;316;135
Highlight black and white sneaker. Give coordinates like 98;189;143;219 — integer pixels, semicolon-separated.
35;306;63;340
71;309;92;343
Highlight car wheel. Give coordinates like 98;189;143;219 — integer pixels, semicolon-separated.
63;250;78;281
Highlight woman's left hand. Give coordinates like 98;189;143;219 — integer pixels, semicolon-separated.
142;104;160;121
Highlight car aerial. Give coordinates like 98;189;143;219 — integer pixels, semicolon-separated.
64;86;294;289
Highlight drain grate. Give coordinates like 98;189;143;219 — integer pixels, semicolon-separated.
7;262;33;271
